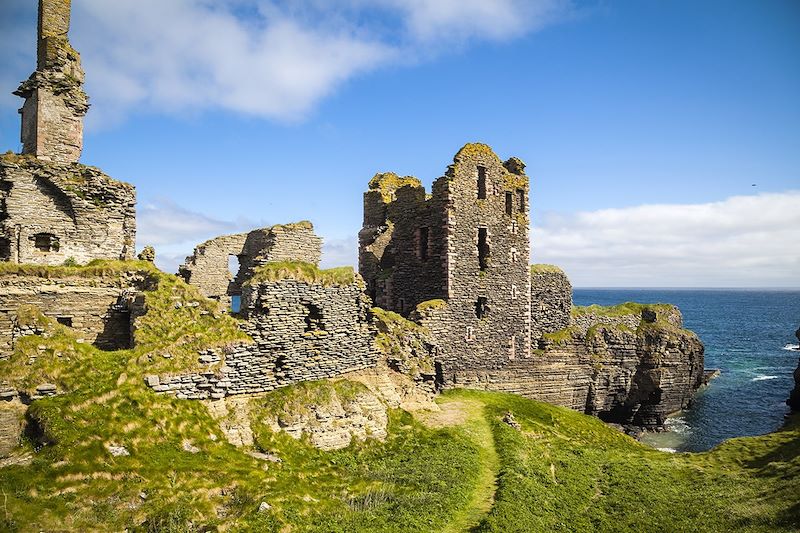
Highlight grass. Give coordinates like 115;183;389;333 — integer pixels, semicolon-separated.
246;261;357;287
530;264;564;275
571;301;675;319
0;264;796;531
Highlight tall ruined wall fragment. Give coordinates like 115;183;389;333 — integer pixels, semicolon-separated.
16;0;88;163
360;144;532;377
2;0;137;266
179;222;322;306
530;264;572;344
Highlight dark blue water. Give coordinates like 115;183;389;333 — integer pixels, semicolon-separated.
573;289;800;452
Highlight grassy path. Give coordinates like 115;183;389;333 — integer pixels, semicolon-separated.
422;397;500;533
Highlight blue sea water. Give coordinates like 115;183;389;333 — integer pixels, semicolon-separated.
573;289;800;452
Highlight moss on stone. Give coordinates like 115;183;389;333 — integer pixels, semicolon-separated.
572;302;674;318
453;142;502;163
270;220;314;232
503;172;528;190
0;259;158;280
530;264;565;275
541;326;579;346
368;172;423;203
415;299;447;314
246;261;357;287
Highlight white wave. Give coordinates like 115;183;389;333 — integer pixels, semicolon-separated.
657;447;677;454
782;344;800;351
752;375;779;382
664;416;692;435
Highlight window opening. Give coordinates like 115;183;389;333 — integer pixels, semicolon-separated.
477;166;487;199
303;303;325;332
466;326;474;341
0;237;9;261
230;295;241;313
397;298;405;315
510;247;518;263
505;192;513;216
56;316;72;327
475;297;489;319
418;227;429;261
33;233;59;252
517;189;525;213
511;285;518;300
478;228;489;271
228;254;241;278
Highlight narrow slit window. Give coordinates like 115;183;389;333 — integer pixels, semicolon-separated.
466;326;474;341
517;189;525;213
505;192;513;216
477;166;487;200
418;227;429;261
397;298;405;315
0;237;10;261
511;285;518;300
478;228;489;271
475;297;489;319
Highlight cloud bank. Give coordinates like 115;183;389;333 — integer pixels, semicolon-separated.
0;0;570;125
534;191;800;287
142;191;800;287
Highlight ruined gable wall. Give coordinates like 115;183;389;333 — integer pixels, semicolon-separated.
0;156;136;265
0;275;133;358
422;145;532;383
359;174;448;313
530;265;572;344
180;223;324;306
148;278;378;399
179;232;248;305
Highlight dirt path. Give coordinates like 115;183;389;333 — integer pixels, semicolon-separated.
419;397;499;532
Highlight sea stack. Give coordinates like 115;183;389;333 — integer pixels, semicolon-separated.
788;325;800;411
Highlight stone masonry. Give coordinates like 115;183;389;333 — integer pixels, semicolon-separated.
530;264;572;344
360;143;532;381
149;276;378;399
1;0;136;266
16;0;88;163
179;222;322;308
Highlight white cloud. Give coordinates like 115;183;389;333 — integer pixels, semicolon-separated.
533;191;800;287
0;0;569;125
321;236;358;269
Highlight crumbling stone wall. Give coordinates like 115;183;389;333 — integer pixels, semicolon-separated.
530;264;572;344
0;389;26;457
148;277;378;399
16;0;88;163
360;144;532;380
179;222;322;307
0;155;136;265
0;274;140;357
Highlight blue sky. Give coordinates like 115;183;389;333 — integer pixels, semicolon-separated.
1;0;798;286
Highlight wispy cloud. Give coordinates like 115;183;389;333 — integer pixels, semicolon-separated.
533;191;800;287
0;0;571;126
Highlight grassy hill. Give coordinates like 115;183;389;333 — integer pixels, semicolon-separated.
0;264;797;531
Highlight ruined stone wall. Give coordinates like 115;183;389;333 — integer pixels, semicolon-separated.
16;0;88;163
440;309;704;429
0;155;136;265
530;264;572;343
180;222;322;306
148;278;378;399
0;274;135;357
415;145;532;381
0;391;26;457
359;173;448;313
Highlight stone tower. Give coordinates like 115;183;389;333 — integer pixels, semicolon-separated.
360;143;532;382
15;0;88;163
0;0;136;265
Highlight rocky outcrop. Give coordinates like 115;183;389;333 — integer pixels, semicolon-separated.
438;305;704;430
788;325;800;412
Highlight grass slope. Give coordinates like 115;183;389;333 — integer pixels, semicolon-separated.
0;264;797;531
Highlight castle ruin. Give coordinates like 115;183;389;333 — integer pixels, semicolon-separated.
0;0;136;265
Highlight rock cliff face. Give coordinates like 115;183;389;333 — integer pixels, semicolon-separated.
788;325;800;412
437;305;704;430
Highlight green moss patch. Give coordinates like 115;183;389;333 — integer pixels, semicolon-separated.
368;172;423;203
247;261;357;287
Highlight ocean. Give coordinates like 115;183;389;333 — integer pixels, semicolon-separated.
572;288;800;452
